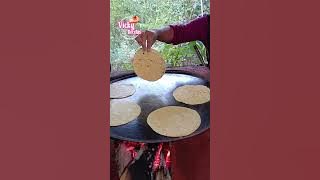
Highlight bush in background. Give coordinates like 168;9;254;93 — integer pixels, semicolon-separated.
111;0;210;72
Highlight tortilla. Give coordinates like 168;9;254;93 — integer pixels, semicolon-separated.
110;83;135;99
132;48;166;81
173;85;210;105
110;100;141;126
147;106;201;137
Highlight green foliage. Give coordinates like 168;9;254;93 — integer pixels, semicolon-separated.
111;0;210;71
160;41;208;67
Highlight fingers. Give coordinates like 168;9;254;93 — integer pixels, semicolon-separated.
146;34;152;52
135;32;146;51
141;32;147;51
146;30;156;52
135;30;156;52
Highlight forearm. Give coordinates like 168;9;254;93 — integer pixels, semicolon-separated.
154;26;174;44
168;15;210;45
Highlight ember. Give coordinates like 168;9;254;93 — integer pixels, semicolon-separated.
152;143;163;171
116;141;172;179
165;150;171;169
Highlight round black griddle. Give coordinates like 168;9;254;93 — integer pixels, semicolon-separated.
110;72;210;143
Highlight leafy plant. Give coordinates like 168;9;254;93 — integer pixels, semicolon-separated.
110;0;210;71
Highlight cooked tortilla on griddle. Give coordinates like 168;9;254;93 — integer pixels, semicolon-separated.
110;83;135;99
110;100;141;126
147;106;201;137
173;85;210;105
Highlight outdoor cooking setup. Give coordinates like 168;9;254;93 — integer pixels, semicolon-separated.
110;68;210;180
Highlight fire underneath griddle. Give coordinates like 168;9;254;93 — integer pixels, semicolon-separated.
116;141;172;180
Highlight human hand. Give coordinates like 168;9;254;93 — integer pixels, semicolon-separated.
135;30;158;52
